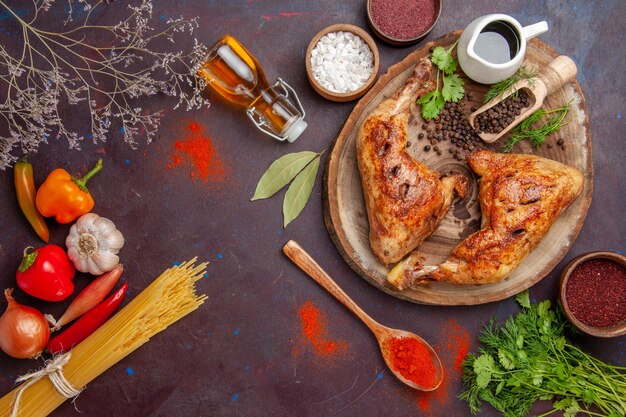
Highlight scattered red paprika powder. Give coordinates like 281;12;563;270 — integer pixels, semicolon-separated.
295;300;347;358
387;336;436;388
449;321;470;372
417;319;471;416
166;121;227;183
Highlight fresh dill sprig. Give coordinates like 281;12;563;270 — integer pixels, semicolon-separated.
483;66;538;104
460;291;626;417
502;103;570;152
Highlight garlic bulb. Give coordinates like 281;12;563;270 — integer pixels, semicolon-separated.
66;213;124;275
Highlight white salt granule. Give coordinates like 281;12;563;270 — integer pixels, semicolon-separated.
310;31;375;93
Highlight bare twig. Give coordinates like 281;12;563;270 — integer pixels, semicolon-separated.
0;0;209;169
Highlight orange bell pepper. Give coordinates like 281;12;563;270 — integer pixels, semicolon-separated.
36;159;103;224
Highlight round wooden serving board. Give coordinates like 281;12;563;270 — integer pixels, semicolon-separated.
323;31;593;305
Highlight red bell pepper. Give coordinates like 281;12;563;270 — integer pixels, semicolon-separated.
47;282;128;354
16;245;76;302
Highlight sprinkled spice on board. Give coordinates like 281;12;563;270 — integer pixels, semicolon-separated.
166;122;226;182
565;259;626;327
296;300;348;357
370;0;437;40
387;337;436;387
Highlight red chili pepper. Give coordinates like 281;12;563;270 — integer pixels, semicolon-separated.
52;264;124;331
16;245;76;302
47;282;128;355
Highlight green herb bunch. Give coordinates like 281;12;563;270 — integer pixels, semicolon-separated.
503;104;570;152
460;291;626;417
483;66;538;104
417;41;465;120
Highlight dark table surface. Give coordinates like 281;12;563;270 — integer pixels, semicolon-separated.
0;1;624;416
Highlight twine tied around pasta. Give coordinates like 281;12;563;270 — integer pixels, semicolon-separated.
10;352;83;417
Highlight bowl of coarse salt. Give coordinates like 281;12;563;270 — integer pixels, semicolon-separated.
306;24;379;102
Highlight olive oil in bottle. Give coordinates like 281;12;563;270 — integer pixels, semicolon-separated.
197;35;307;142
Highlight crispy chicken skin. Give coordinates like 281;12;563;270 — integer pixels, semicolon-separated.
388;150;584;288
357;58;467;266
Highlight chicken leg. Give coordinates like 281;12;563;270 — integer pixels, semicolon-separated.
388;150;584;288
357;58;467;266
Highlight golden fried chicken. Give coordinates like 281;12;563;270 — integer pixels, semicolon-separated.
388;150;584;288
357;58;467;266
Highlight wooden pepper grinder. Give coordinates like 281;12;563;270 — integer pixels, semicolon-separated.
469;55;577;143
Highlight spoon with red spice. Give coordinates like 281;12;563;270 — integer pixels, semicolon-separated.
283;240;443;391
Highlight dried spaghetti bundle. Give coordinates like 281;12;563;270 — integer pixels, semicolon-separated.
0;259;207;417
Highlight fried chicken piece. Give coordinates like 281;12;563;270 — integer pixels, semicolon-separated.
388;150;584;288
357;58;467;266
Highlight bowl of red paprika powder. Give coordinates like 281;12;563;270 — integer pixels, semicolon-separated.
366;0;442;46
559;251;626;338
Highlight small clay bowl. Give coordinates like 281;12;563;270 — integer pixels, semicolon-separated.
366;0;442;46
559;251;626;338
305;24;379;102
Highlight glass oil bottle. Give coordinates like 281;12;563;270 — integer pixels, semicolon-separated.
197;35;307;142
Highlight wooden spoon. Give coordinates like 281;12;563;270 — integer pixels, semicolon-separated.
283;240;444;391
468;55;577;143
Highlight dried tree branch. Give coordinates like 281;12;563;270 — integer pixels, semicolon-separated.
0;0;209;169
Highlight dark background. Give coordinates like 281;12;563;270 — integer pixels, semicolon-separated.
0;1;624;416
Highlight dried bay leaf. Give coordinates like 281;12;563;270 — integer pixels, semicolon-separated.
251;151;318;201
282;156;321;227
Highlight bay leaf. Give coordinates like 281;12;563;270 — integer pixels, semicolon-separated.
282;155;321;227
251;151;318;201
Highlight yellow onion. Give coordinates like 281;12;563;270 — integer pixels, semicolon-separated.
0;288;50;359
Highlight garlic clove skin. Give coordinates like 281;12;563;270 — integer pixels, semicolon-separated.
76;212;99;232
67;250;104;275
91;251;120;275
93;216;124;251
66;213;125;275
66;246;94;273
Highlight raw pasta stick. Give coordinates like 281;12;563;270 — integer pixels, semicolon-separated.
0;259;207;417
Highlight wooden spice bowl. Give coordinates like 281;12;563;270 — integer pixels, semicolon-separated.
366;0;442;46
305;24;379;102
559;251;626;338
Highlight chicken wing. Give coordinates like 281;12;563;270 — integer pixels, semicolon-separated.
388;150;584;288
357;58;467;266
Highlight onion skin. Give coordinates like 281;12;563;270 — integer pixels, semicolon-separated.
0;289;50;359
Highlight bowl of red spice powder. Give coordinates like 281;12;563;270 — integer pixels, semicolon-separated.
367;0;442;46
559;251;626;338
